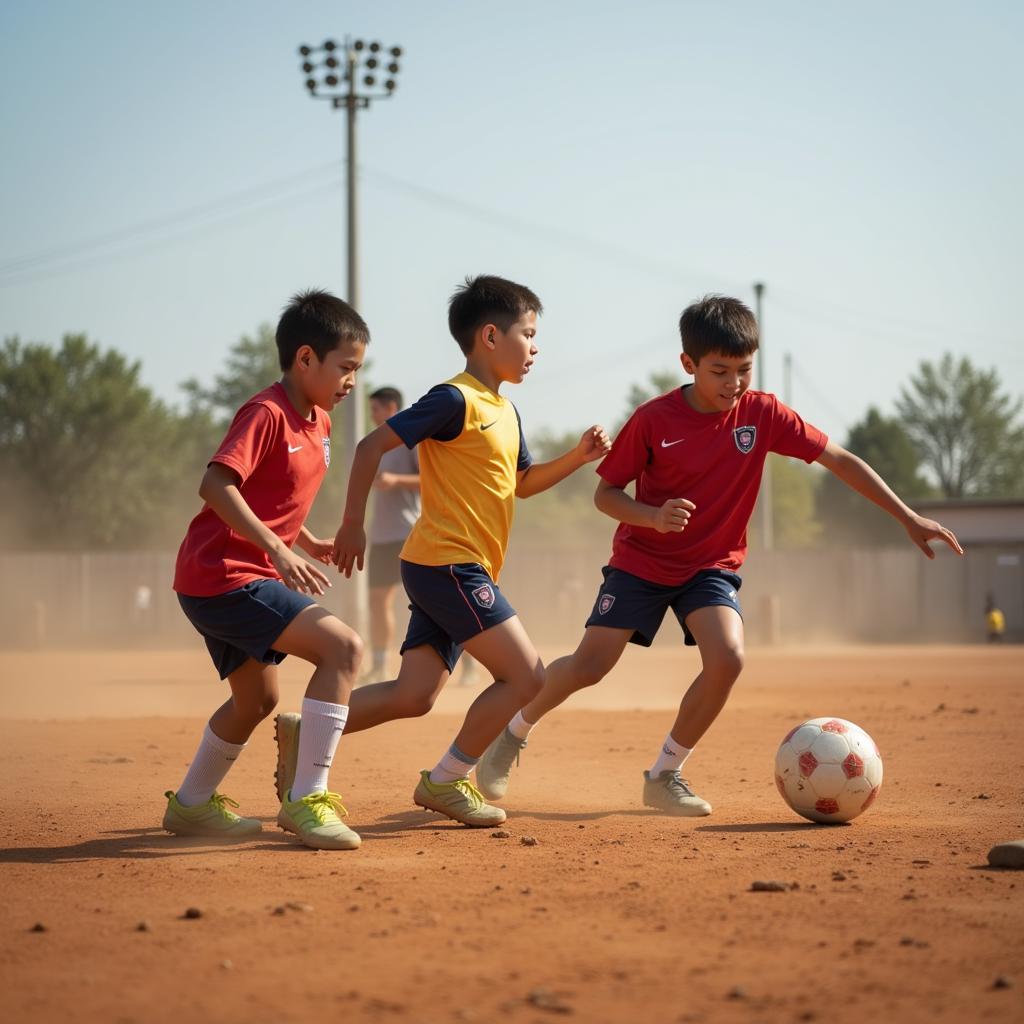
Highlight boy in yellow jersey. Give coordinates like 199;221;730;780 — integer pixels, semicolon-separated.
274;275;610;827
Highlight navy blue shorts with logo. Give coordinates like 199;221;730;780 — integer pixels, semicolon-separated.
399;560;516;672
584;566;743;647
177;579;315;680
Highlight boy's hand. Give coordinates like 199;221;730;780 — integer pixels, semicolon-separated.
653;497;696;533
904;514;964;559
373;471;399;491
271;547;331;596
333;519;366;578
304;536;336;565
577;425;612;464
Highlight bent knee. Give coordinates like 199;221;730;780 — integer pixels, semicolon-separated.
236;691;279;724
396;690;437;719
706;645;745;682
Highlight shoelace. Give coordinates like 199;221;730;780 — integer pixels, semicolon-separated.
209;792;242;820
301;791;349;824
665;772;696;798
449;778;487;808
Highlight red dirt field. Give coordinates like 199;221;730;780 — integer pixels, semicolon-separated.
1;644;1022;1024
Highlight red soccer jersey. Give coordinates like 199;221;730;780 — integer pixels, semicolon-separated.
173;383;332;596
597;387;827;585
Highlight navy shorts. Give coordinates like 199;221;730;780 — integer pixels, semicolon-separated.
399;560;517;673
177;579;315;680
584;566;742;647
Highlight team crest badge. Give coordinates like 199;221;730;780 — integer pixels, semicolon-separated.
598;594;616;615
471;584;495;609
733;426;756;454
322;437;331;467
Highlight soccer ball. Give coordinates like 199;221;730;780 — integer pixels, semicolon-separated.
774;717;883;824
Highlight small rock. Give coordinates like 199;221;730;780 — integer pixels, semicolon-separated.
220;959;233;970
988;841;1024;869
832;871;847;882
726;985;747;1000
182;907;202;920
491;830;511;839
285;901;313;912
974;793;992;800
136;921;151;933
272;906;287;916
526;987;572;1013
750;880;790;892
521;836;539;846
29;923;47;933
992;976;1013;990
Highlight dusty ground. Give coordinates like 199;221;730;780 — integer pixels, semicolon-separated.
1;644;1022;1024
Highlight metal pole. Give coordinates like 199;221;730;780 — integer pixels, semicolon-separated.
753;282;773;551
342;38;367;637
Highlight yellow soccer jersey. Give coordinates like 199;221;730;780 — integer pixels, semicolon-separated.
386;372;532;580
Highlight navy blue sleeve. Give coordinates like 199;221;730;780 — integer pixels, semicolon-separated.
513;405;533;471
387;384;465;447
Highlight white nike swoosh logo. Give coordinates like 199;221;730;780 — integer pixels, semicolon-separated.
660;438;685;448
288;445;303;453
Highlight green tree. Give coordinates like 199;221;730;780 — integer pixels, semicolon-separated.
181;323;280;426
767;455;823;548
895;353;1024;497
622;370;680;429
0;334;208;549
816;407;934;545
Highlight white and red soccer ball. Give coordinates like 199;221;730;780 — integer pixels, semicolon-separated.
775;717;883;824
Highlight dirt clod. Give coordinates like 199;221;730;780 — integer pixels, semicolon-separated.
491;830;511;839
521;836;539;846
987;841;1024;869
750;880;790;892
182;907;202;920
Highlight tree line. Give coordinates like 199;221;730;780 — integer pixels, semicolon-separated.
0;328;1021;551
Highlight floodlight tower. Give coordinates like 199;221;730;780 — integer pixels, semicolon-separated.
298;36;402;631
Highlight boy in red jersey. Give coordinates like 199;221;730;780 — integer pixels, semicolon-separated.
478;294;963;815
166;289;369;850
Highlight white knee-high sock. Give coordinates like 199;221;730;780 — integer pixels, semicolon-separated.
429;742;478;784
648;732;693;777
507;709;535;742
292;697;349;799
176;723;247;807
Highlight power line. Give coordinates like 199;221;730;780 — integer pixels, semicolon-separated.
0;162;344;286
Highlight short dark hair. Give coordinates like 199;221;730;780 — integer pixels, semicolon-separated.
447;275;543;355
679;295;759;362
276;289;370;370
369;386;403;408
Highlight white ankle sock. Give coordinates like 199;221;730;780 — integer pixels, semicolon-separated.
176;723;246;807
292;697;349;799
429;742;478;784
507;709;535;742
648;732;693;778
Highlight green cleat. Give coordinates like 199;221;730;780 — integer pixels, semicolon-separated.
274;712;301;803
476;727;527;800
162;790;262;839
278;789;361;850
642;770;712;817
413;770;507;827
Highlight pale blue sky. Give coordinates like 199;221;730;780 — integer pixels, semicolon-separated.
2;0;1021;441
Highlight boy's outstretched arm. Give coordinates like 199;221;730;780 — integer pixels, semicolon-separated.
333;423;405;576
594;478;696;533
296;525;334;565
816;439;964;558
515;425;611;498
199;463;331;595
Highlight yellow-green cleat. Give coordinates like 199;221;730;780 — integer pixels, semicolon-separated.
278;789;361;850
162;790;262;839
274;712;301;803
413;770;507;827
